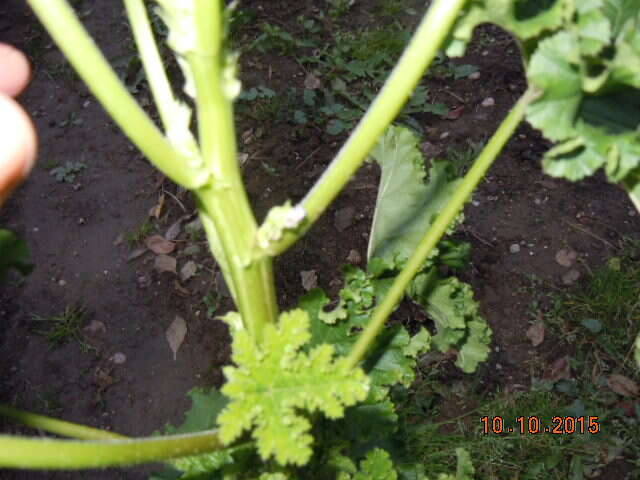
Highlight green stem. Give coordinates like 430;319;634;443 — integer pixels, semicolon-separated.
123;0;184;134
26;0;207;189
0;430;223;469
257;0;468;256
344;89;538;370
0;405;124;440
189;0;278;340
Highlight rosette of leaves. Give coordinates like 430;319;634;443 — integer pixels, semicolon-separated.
216;310;370;467
365;125;491;373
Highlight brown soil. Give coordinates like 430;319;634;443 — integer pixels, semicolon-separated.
1;0;639;479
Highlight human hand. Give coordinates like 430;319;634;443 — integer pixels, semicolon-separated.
0;43;37;207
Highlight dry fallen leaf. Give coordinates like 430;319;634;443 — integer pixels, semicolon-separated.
543;356;571;382
300;270;318;291
445;106;465;120
84;320;107;335
113;234;125;247
165;221;183;242
155;255;177;274
180;260;198;282
526;321;545;347
346;249;362;264
146;235;176;255
166;316;187;361
562;269;581;285
127;247;148;262
174;280;191;296
304;73;322;90
607;374;639;397
555;248;577;268
149;193;165;219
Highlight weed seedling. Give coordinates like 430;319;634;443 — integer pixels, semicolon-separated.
31;305;88;348
125;218;154;246
49;161;86;183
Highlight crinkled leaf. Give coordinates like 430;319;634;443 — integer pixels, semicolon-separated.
218;309;369;466
367;126;462;266
454;448;475;480
0;229;33;281
410;273;491;373
299;269;427;388
403;328;431;359
353;448;397;480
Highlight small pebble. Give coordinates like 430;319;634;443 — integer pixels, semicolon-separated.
481;97;495;107
58;279;66;286
510;244;521;254
469;71;481;80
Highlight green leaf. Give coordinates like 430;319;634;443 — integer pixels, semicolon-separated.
410;273;491;373
454;448;475;480
452;64;479;79
327;119;347;135
403;328;431;359
353;448;397;480
160;388;233;479
300;268;429;388
0;229;33;281
580;318;603;333
294;110;308;125
367;126;462;266
218;309;370;466
635;333;640;367
164;388;228;435
524;3;640;197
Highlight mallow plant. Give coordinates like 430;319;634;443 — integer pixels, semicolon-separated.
1;0;639;478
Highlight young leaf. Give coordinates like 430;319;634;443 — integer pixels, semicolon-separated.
299;268;431;388
353;448;397;480
367;126;462;266
217;310;370;466
159;388;233;479
410;273;491;373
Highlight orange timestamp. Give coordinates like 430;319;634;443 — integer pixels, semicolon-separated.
481;416;601;435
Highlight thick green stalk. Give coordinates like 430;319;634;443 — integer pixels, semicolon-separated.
189;0;278;340
345;89;539;370
0;430;223;469
26;0;207;189
0;405;124;440
257;0;468;257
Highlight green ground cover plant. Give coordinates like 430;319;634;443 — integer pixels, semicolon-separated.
1;0;640;478
395;239;640;478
